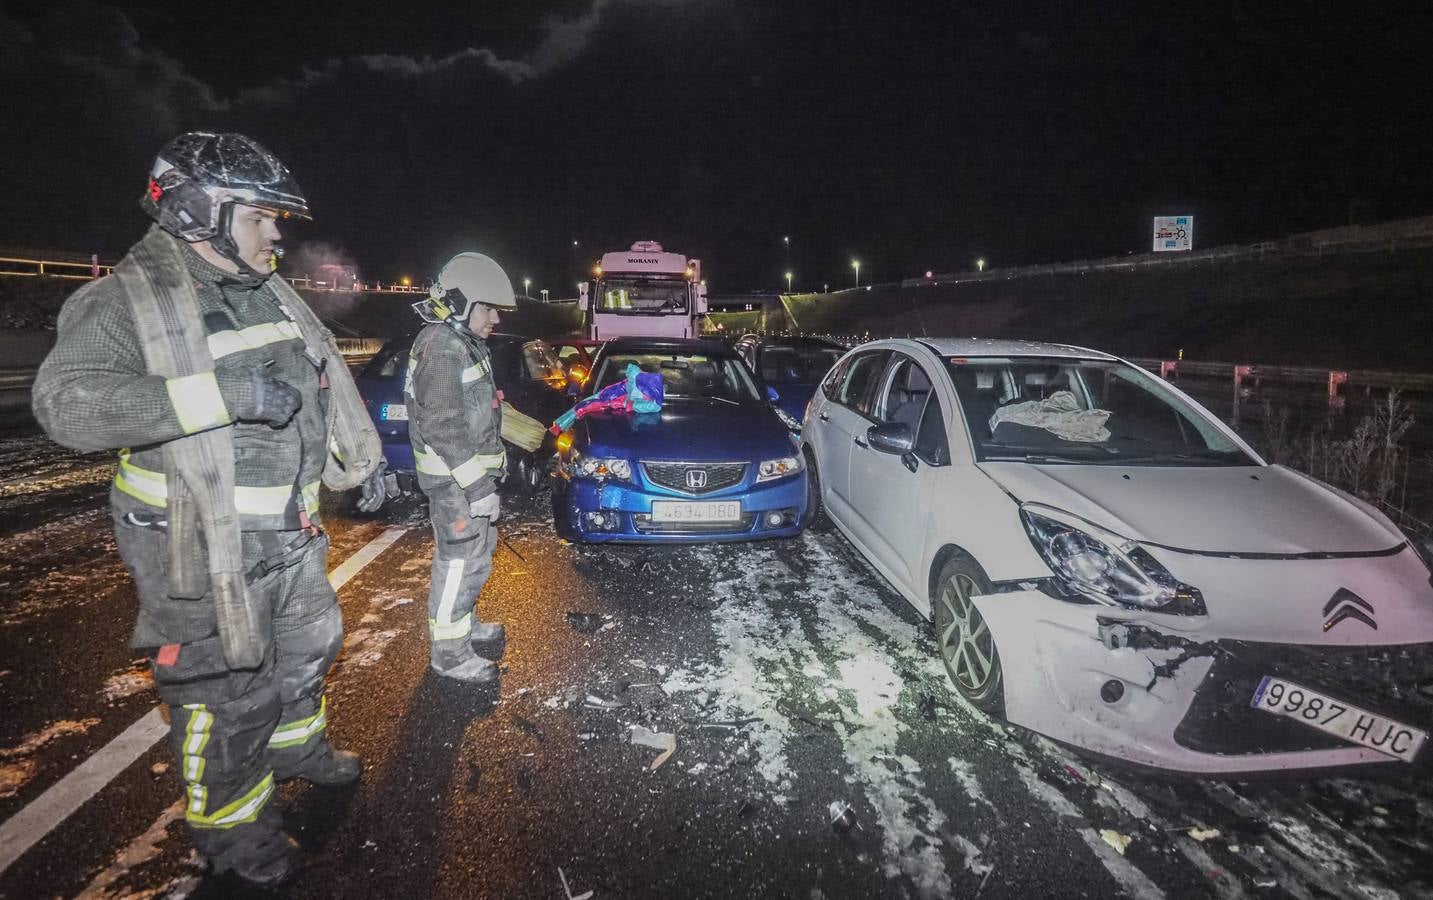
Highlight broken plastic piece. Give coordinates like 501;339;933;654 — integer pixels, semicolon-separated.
558;866;593;900
1187;827;1220;842
1100;829;1133;855
829;801;859;832
566;611;602;633
584;694;624;710
630;725;676;770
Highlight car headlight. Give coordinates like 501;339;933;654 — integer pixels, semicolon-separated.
1021;505;1206;615
572;452;632;482
757;455;804;482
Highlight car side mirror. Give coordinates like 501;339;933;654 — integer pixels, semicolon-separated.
867;422;914;455
767;385;780;403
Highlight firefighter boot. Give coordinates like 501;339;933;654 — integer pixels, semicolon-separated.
470;622;505;660
197;808;302;888
274;743;362;786
433;654;499;684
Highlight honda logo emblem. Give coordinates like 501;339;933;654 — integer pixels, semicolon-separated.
685;468;708;489
1323;588;1377;632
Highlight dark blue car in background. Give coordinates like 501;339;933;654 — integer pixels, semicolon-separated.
553;337;809;543
732;334;847;427
355;333;570;491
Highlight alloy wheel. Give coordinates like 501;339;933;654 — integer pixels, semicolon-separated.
937;573;995;692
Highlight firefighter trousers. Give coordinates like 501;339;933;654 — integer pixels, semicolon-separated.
113;512;344;851
423;481;499;670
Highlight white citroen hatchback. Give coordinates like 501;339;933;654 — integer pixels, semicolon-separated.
801;338;1433;774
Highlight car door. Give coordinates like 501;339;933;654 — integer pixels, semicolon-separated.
812;349;889;522
847;352;952;595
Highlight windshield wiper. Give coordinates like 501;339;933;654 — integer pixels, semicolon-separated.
983;453;1106;464
1114;451;1251;466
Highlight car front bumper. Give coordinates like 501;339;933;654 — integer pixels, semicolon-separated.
555;473;807;543
970;588;1433;774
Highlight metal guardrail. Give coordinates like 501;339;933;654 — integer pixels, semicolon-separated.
0;254;429;295
0;256;114;280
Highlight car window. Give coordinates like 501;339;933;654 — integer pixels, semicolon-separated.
837;350;890;416
944;356;1251;465
871;355;932;426
760;345;843;385
915;396;949;465
523;342;565;381
821;355;851;398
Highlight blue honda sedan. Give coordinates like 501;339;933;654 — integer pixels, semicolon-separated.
552;337;809;543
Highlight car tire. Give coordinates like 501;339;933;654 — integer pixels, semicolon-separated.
931;554;1004;714
801;447;831;533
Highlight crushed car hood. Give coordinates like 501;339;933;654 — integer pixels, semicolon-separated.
578;398;796;462
979;462;1404;555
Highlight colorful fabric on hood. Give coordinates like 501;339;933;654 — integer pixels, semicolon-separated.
550;363;664;433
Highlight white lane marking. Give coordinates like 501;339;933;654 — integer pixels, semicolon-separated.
1015;767;1166;900
0;525;408;877
0;709;168;875
327;526;407;589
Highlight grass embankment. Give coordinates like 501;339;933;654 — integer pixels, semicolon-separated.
777;247;1433;372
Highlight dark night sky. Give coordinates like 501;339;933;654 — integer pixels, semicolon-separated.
2;0;1431;292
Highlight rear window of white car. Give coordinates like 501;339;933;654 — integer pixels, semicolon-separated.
944;357;1254;466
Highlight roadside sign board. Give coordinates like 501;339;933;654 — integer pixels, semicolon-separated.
1153;216;1193;252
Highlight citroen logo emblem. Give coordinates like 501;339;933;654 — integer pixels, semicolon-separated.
1323;588;1377;632
685;469;708;489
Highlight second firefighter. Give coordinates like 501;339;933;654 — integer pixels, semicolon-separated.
406;252;516;683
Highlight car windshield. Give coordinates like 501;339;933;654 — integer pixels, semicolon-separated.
944;356;1254;466
593;351;762;403
759;344;844;385
597;277;689;314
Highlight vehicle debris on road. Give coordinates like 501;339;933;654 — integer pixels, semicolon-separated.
566;611;603;633
629;725;676;770
1100;829;1134;855
829;801;860;833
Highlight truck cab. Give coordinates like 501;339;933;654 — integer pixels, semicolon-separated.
579;240;708;340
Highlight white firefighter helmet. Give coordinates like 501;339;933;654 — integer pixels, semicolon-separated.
413;252;517;326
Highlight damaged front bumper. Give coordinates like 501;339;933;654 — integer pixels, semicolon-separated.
971;588;1433;774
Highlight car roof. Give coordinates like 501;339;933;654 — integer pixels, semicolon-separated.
880;337;1119;361
597;336;734;355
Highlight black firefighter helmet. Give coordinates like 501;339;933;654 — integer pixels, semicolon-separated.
141;132;310;272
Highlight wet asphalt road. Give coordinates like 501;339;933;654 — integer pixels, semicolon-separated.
1;426;1431;900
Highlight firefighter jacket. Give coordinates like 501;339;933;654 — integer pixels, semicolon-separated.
405;323;506;501
34;241;333;533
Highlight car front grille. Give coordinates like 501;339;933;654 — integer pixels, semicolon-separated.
640;461;748;495
1173;641;1433;758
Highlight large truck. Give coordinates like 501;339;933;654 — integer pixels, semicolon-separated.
578;241;708;339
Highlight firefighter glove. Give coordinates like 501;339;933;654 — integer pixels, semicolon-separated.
244;369;303;426
469;492;500;522
356;462;389;513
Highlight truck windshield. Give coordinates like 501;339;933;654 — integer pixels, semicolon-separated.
597;277;689;314
944;357;1255;466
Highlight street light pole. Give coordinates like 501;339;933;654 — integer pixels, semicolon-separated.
785;271;793;293
523;277;531;298
851;260;860;288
